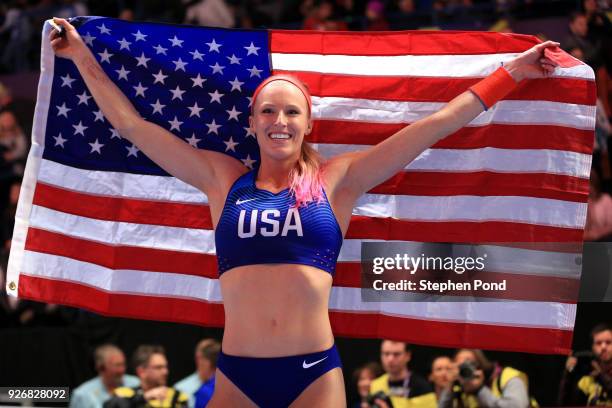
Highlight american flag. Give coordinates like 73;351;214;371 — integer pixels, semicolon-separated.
7;17;595;354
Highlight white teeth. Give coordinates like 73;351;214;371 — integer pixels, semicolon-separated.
270;133;290;139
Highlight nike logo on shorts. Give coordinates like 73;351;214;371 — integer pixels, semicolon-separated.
236;198;257;205
302;356;328;369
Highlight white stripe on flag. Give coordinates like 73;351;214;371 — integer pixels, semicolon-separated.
271;53;595;80
312;97;596;130
22;250;575;329
29;205;215;253
314;145;592;178
272;53;595;80
23;250;222;301
38;159;207;204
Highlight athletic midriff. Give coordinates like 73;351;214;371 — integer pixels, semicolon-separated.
219;263;335;357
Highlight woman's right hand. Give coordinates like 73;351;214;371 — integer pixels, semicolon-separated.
49;17;88;61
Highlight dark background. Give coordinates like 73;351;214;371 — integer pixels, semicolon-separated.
0;302;608;407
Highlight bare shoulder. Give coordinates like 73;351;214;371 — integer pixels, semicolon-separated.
322;151;363;196
199;149;249;201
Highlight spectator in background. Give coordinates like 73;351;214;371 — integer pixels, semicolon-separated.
352;362;384;408
0;110;28;177
303;0;348;30
54;0;89;19
438;349;532;408
365;0;389;30
104;345;188;408
429;355;453;398
183;0;235;28
585;165;612;241
563;12;603;70
70;344;140;408
174;338;219;408
559;323;612;405
0;0;32;73
370;340;435;407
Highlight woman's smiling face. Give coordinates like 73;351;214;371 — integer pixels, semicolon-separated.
249;80;312;162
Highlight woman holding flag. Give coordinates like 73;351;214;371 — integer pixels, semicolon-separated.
50;17;559;408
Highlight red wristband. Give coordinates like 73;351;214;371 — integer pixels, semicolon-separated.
469;66;518;110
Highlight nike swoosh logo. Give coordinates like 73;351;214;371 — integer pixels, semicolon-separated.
236;198;257;205
302;356;328;369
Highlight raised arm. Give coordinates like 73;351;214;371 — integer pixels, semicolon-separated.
49;18;246;196
332;41;560;198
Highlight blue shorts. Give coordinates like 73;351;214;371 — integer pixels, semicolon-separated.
217;343;342;407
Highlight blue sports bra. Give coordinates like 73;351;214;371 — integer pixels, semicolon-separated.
214;169;343;276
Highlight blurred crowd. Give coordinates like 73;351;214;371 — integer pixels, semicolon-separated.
45;326;612;407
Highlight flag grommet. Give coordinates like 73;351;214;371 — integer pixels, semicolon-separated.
8;281;16;291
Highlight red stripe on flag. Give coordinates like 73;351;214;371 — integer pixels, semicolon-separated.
18;275;226;327
25;228;219;278
329;311;572;354
370;171;589;202
274;71;596;105
271;30;541;55
347;217;584;242
309;122;594;153
33;182;214;229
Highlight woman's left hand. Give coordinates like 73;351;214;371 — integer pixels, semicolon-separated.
503;40;561;82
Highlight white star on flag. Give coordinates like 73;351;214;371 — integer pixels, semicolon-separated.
247;65;263;78
168;116;183;131
98;48;113;63
115;65;130;81
208;90;224;104
242;154;257;168
188;102;204;117
152;70;168;84
244;126;255;138
135;52;150;67
244;42;260;56
60;74;76;88
186;133;201;147
227;54;242;65
210;62;225;75
226;106;241;121
153;44;168;55
190;74;206;88
170;86;186;100
53;133;67;147
206;119;221;135
82;32;96;46
72;121;88;136
56;103;71;117
117;37;131;50
172;58;188;71
97;23;111;34
206;39;222;53
77;91;92;106
169;35;184;47
224;136;238;152
93;110;104;122
89;138;104;154
132;30;147;41
109;128;121;139
150;99;166;115
229;77;244;92
126;144;139;157
189;49;204;60
133;82;148;97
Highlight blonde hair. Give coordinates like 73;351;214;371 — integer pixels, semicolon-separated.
252;75;324;207
289;141;325;208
